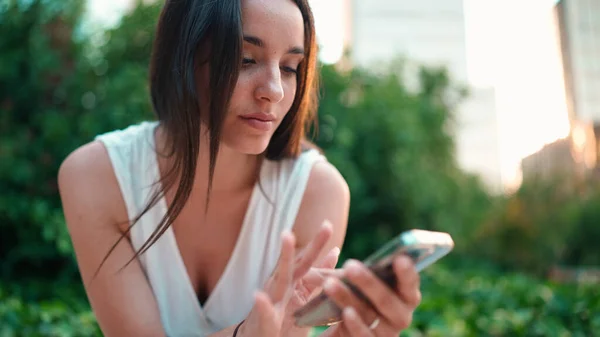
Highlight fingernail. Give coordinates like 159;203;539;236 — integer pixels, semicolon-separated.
281;230;290;240
331;246;340;257
281;230;296;244
253;290;266;302
398;255;412;268
343;259;361;277
343;259;358;268
324;277;336;292
343;306;357;318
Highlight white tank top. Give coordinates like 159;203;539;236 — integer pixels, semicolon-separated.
95;121;326;336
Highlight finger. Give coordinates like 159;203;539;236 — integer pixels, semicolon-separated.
343;259;413;330
269;231;296;303
293;220;333;280
300;246;341;291
301;266;345;291
252;291;281;335
322;277;378;325
317;246;341;269
342;307;374;337
394;255;421;308
336;323;352;337
371;319;400;337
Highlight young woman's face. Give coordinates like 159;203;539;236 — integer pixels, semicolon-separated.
197;0;305;155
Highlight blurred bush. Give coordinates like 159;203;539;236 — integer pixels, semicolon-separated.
313;61;493;261
407;260;600;337
473;174;600;275
4;262;599;337
0;0;159;282
0;281;100;337
309;261;600;337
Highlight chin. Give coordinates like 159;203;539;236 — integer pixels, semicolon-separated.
222;135;272;156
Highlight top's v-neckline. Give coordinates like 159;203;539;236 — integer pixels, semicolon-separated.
147;122;264;317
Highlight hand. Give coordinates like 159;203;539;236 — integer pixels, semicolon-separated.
280;230;341;335
320;256;421;337
237;221;339;337
235;230;296;337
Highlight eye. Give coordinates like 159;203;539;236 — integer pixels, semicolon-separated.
281;66;298;76
242;58;256;66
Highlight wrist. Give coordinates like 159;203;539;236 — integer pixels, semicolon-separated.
232;320;245;337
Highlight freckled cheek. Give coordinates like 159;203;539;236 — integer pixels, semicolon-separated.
233;73;254;94
281;81;297;108
227;76;253;111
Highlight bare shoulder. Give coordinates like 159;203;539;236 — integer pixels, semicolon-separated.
293;159;351;252
58;141;166;335
58;141;126;229
303;160;350;207
59;141;110;181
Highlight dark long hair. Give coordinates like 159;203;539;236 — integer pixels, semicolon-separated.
96;0;319;276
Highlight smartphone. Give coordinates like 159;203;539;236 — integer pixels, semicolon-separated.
293;229;454;327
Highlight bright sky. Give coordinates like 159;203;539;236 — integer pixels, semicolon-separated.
462;0;569;188
87;0;570;189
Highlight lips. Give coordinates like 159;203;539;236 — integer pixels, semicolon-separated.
239;112;276;131
239;112;276;122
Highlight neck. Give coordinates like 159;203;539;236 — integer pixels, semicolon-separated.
155;124;262;196
196;131;261;194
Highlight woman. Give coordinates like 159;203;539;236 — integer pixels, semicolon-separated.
58;0;421;336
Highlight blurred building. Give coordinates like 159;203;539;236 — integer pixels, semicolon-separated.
554;0;600;169
348;0;504;192
521;137;577;182
455;87;503;192
521;119;597;181
349;0;469;83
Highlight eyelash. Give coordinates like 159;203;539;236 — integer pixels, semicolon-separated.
242;58;298;75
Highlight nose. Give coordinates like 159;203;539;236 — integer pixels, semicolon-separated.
255;65;284;104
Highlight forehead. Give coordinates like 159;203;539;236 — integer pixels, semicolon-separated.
241;0;305;49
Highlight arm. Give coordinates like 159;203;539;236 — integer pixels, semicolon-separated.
293;165;420;337
61;143;287;337
58;142;167;337
294;160;350;270
289;161;421;337
289;160;351;337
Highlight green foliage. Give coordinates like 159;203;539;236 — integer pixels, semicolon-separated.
406;261;600;337
314;63;493;260
562;183;600;266
0;0;160;281
311;261;600;337
0;282;99;337
473;175;600;274
0;0;89;281
4;263;598;337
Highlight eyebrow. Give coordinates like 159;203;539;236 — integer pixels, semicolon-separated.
243;35;305;55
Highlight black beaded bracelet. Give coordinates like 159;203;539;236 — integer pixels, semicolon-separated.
232;320;245;337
